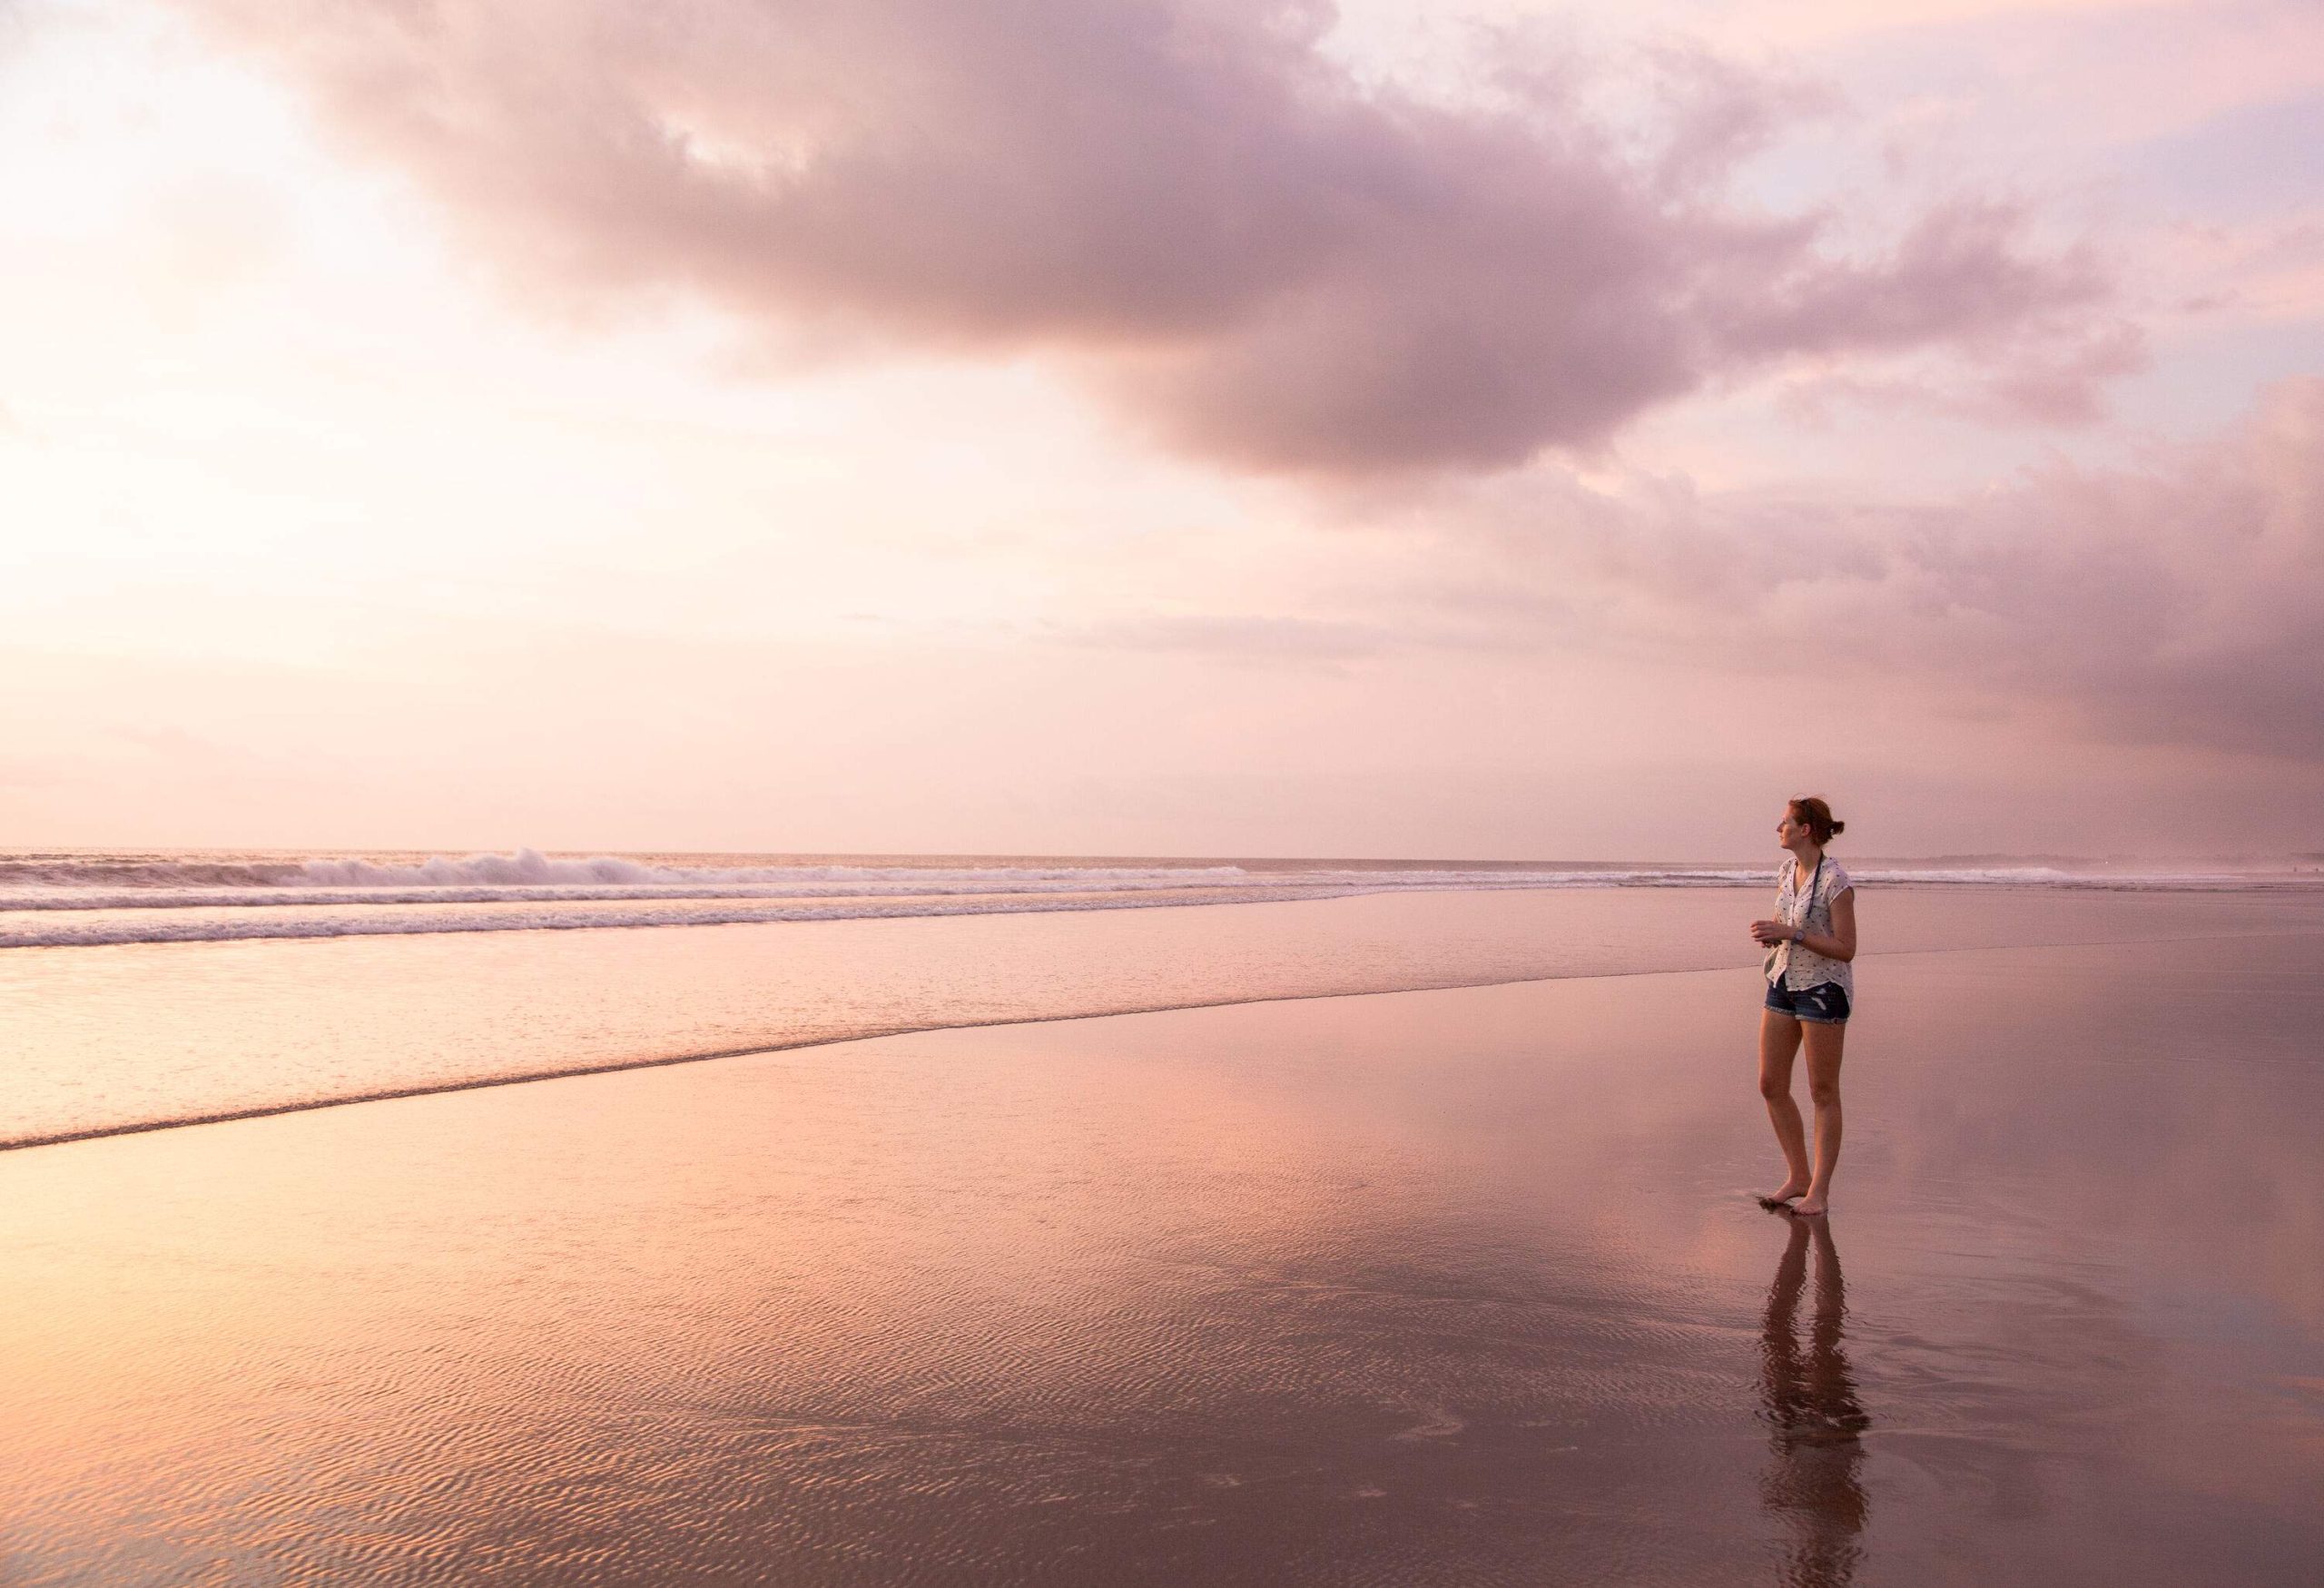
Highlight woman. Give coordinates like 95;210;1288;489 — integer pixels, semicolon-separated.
1751;797;1856;1218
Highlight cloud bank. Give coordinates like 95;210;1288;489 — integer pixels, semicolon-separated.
1039;377;2324;762
1380;377;2324;758
179;0;2122;474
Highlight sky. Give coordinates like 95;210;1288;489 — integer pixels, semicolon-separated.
2;0;2320;859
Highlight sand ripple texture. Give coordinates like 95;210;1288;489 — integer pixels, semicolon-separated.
2;930;2319;1584
10;885;2324;1148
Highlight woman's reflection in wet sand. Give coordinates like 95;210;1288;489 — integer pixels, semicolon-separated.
1760;1215;1871;1588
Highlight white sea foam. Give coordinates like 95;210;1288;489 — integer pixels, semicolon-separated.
1;848;2314;949
0;847;1252;893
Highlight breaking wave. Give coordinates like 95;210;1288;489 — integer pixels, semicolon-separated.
2;847;2316;950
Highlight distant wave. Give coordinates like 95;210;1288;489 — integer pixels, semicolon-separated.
0;872;1268;913
0;885;1341;949
0;849;1251;893
2;848;2314;950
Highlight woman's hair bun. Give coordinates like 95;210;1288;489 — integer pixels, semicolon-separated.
1788;797;1845;844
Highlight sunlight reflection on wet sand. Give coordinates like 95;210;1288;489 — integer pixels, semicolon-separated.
1;914;2319;1584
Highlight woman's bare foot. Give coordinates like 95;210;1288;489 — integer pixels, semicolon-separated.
1791;1191;1830;1218
1758;1179;1811;1208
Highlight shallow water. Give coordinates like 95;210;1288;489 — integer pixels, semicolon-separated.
0;898;2317;1584
8;884;2322;1146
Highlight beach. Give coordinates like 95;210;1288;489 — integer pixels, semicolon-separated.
17;0;2324;1577
2;884;2319;1584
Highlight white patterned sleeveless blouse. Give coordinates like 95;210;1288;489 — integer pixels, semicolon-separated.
1768;858;1854;997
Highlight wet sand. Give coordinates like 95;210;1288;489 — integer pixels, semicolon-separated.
15;882;2319;1148
3;928;2320;1584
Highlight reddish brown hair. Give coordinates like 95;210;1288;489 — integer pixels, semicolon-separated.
1788;796;1846;844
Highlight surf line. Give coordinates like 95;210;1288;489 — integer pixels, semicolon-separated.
0;883;1399;950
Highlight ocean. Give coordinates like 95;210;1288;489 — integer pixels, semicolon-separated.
5;847;2318;951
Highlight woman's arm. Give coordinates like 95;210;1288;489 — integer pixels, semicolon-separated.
1795;886;1856;962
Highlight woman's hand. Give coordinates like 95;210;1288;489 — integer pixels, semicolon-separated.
1749;918;1797;946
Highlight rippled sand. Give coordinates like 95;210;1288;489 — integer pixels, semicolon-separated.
2;920;2319;1584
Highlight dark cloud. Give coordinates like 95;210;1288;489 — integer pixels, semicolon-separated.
181;0;2124;473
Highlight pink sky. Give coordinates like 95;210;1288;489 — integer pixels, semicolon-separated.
3;0;2320;858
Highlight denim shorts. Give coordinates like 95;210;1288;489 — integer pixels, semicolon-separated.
1765;978;1851;1024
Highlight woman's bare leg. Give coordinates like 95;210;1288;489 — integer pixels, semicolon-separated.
1793;1021;1847;1217
1758;1010;1810;1203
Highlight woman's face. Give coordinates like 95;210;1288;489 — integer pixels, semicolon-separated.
1777;810;1811;850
